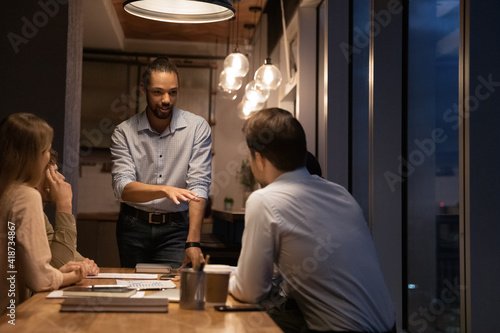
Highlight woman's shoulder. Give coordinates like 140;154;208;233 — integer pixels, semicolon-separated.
1;184;43;224
7;184;42;205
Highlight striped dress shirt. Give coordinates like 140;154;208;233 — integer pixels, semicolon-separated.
110;108;212;213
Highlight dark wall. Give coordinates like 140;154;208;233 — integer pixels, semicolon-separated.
0;0;82;216
468;0;500;331
265;0;299;55
1;0;68;150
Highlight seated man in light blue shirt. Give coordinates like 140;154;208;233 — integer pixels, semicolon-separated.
229;108;396;333
110;56;212;269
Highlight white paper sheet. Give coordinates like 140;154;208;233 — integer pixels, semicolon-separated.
116;279;176;290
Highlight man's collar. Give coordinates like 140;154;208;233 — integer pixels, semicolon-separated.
272;167;310;183
137;111;151;132
168;108;187;133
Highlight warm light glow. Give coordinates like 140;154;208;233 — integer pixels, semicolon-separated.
224;52;249;77
237;98;263;119
219;69;243;91
242;103;253;116
244;80;270;104
123;0;234;24
237;99;254;119
218;85;238;100
254;59;282;90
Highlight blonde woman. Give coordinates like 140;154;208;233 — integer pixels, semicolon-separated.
0;113;88;314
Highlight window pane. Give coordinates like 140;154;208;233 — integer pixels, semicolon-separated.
352;0;370;220
406;1;461;332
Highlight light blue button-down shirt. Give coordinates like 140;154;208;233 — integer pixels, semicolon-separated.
110;108;212;213
229;167;395;332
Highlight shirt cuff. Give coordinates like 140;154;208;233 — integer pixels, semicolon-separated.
189;186;209;200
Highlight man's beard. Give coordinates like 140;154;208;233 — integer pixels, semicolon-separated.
150;104;172;120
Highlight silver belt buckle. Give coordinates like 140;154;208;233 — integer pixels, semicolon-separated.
148;213;165;224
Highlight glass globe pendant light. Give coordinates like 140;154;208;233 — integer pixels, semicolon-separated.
237;97;263;119
244;96;265;111
223;49;249;77
254;58;282;90
244;80;270;104
218;85;238;100
219;68;243;91
222;1;248;78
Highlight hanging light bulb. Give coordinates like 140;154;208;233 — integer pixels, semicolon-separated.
237;98;262;120
245;97;264;111
254;58;282;90
224;49;249;77
219;68;243;91
242;96;264;113
245;80;270;105
218;84;238;100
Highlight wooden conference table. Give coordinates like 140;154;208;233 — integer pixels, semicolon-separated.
0;268;282;333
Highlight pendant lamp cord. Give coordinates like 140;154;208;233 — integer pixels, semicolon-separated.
280;0;291;81
235;1;240;51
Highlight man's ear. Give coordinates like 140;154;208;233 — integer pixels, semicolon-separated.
140;82;146;96
254;152;265;170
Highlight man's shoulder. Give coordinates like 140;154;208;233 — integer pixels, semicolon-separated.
177;109;209;125
258;175;350;202
115;113;142;130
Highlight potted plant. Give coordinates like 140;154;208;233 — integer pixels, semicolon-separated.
224;197;234;211
237;158;256;207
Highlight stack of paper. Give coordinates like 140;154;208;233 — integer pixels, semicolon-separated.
135;263;172;273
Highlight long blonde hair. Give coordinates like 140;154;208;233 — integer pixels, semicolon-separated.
0;113;53;201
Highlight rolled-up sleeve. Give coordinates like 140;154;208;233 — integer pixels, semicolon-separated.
110;124;137;199
186;120;212;199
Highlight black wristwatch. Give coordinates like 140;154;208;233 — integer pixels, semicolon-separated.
185;242;201;250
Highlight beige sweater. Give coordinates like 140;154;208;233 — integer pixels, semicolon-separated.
0;185;63;314
45;212;85;268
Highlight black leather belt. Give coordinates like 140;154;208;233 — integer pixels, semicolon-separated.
120;203;187;224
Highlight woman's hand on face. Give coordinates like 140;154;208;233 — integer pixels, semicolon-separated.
45;165;73;214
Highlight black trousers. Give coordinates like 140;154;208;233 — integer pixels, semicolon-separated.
264;290;396;333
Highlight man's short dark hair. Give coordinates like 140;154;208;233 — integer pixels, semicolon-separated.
306;151;322;177
242;108;307;172
142;56;180;88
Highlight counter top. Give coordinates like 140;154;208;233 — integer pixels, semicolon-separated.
212;209;245;223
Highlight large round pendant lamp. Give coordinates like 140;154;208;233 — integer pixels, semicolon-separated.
123;0;235;24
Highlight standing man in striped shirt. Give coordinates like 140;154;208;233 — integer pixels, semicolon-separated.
110;56;212;269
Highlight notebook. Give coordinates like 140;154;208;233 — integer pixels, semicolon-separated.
135;263;172;274
60;296;169;312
